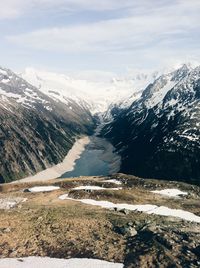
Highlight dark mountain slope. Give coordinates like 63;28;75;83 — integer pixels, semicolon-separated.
103;65;200;185
0;67;95;182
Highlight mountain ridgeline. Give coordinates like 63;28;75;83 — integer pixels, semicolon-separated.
0;64;200;185
0;67;95;183
103;65;200;185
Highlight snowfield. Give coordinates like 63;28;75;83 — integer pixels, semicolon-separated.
58;195;200;223
0;197;27;210
151;188;188;197
101;179;122;185
27;186;60;193
0;257;123;268
21;68;157;114
72;186;122;191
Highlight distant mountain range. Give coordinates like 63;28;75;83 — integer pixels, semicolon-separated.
21;68;157;114
0;64;200;185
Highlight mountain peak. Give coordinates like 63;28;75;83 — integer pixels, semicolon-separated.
178;63;192;71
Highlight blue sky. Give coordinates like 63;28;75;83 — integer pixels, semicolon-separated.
0;0;200;75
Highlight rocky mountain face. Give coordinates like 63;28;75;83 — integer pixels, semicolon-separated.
0;67;95;183
103;65;200;185
1;63;200;185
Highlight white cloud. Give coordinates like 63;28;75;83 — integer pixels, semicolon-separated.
0;0;25;19
0;0;135;19
4;0;197;19
6;2;200;54
2;0;200;72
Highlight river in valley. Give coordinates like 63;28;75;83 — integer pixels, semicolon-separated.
60;135;121;178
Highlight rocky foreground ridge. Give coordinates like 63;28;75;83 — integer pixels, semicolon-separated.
0;174;200;267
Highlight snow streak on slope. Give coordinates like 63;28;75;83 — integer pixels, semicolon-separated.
59;194;200;223
0;67;51;111
143;64;192;110
22;68;158;114
151;189;188;197
103;64;200;183
0;66;95;183
0;257;123;268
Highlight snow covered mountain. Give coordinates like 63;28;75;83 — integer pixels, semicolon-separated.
21;68;157;114
0;65;157;182
2;63;199;184
103;64;200;185
0;66;94;182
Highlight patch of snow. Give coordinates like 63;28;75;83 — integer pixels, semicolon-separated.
58;195;200;223
146;80;177;108
0;197;27;210
0;69;7;75
101;179;122;185
21;68;157;113
151;189;188;197
0;257;123;268
59;194;72;200
0;88;21;99
147;206;200;223
179;134;198;141
27;186;60;193
44;106;53;111
165;98;178;107
25;88;33;92
1;78;10;83
151;123;158;129
72;186;122;191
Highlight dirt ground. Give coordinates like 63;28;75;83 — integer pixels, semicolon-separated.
0;174;200;267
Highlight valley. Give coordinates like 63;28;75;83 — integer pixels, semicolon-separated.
1;64;200;186
0;63;200;267
16;119;121;183
1;1;200;267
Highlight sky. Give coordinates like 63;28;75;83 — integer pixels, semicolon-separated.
0;0;200;76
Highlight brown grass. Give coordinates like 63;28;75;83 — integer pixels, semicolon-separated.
0;174;200;263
